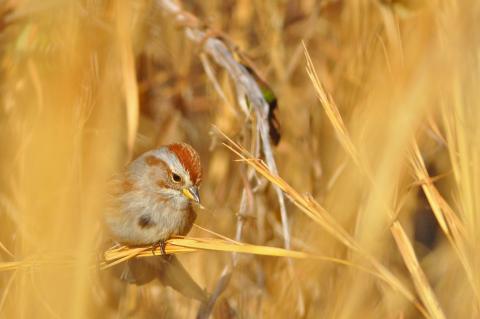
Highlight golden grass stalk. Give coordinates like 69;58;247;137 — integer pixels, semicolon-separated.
0;259;76;272
391;222;446;319
217;129;429;317
115;3;139;160
1;236;379;282
410;141;457;235
304;43;361;169
303;44;448;317
102;237;391;281
410;139;480;306
103;237;313;268
157;0;293;252
2;1;477;318
96;223;368;275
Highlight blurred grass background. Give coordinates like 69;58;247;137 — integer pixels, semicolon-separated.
1;0;480;318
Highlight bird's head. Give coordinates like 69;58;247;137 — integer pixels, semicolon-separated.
128;143;202;208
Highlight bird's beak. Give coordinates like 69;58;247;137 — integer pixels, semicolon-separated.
182;186;200;203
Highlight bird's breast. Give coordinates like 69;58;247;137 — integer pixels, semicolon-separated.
106;191;193;245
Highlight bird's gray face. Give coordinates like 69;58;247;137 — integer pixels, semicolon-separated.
129;146;201;208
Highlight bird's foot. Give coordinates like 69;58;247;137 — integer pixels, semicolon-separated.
152;240;167;256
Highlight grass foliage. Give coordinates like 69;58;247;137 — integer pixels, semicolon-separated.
1;0;480;318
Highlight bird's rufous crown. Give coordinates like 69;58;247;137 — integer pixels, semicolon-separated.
168;143;202;185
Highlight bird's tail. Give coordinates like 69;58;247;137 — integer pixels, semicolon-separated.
122;254;208;303
154;255;208;303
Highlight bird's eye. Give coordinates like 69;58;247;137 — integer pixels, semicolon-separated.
171;173;182;183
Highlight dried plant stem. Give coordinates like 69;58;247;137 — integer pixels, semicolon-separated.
219;131;430;317
115;2;139;160
303;44;448;317
197;187;248;319
391;222;446;319
410;140;480;307
156;0;299;314
156;0;291;252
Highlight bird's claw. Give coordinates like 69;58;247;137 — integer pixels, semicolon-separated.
152;240;167;256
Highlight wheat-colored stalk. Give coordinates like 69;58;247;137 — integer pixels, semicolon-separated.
216;128;430;317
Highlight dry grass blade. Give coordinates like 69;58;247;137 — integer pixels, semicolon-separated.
217;128;428;317
303;43;360;168
2;0;477;317
0;237;386;286
0;261;24;272
391;222;446;319
101;236;394;281
102;237;319;265
303;42;444;317
116;3;139;160
199;54;237;116
0;271;16;313
0;241;14;258
0;259;75;272
155;0;303;312
410;140;480;305
156;0;292;253
192;223;241;244
410;142;449;234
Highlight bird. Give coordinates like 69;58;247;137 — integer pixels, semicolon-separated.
103;142;208;303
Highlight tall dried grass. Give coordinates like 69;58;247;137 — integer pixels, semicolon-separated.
1;0;480;318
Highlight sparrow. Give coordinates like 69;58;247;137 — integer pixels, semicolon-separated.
103;143;208;303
